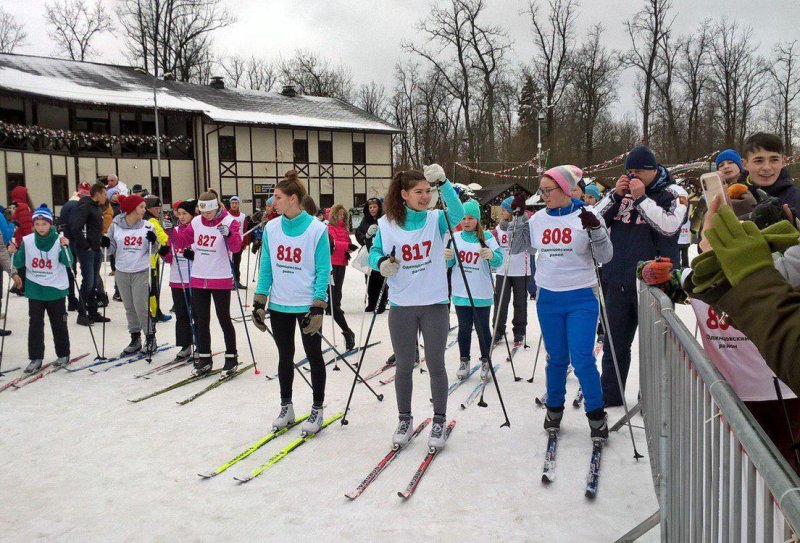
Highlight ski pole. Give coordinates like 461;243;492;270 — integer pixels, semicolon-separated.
438;185;510;427
527;335;543;383
342;247;394;425
773;377;800;467
0;279;11;376
328;279;338;357
244;230;251;304
145;242;155;362
478;238;520;381
221;233;261;375
101;247;108;359
62;246;103;360
168;230;198;355
317;330;383;401
588;240;643;460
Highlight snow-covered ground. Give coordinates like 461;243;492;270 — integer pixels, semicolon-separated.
0;255;661;542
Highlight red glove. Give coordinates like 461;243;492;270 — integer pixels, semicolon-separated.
578;207;600;230
510;192;527;216
640;257;673;286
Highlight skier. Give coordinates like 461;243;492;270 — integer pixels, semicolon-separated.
143;196;170;323
161;199;197;362
327;203;357;351
445;199;502;381
369;165;464;451
102;194;160;355
511;165;613;439
492;196;530;346
170;189;241;378
251;170;331;435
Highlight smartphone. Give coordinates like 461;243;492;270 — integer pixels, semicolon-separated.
700;172;726;205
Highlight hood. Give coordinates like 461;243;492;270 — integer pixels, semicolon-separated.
361;198;383;225
112;211;145;230
11;186;28;205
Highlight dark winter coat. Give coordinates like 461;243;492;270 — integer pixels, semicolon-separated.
71;196;103;251
355;200;383;249
58;199;79;240
746;168;800;212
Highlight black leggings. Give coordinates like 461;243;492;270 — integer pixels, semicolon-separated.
270;310;326;404
331;265;351;334
29;298;69;360
192;288;236;355
171;286;194;349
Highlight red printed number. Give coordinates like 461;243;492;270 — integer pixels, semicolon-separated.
458;250;480;264
276;245;302;263
123;236;143;247
30;257;52;270
541;228;572;245
197;235;217;247
706;307;730;331
401;241;432;261
500;234;508;245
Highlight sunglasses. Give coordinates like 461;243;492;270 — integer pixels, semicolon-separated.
537;186;560;197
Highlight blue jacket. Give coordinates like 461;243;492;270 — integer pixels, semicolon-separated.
595;166;688;287
0;206;13;246
59;199;79;240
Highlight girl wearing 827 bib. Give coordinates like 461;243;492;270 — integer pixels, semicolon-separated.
369;165;464;451
251;171;331;436
512;165;613;440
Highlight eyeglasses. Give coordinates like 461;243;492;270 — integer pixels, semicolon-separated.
537;186;559;197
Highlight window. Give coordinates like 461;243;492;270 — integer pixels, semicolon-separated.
0;107;25;124
51;175;69;206
318;140;333;163
319;193;334;209
353;193;367;208
293;139;309;163
352;141;366;164
6;173;24;205
219;136;236;161
75;118;109;134
151;176;172;205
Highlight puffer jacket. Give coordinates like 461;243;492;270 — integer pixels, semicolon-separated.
328;219;353;267
11;186;32;246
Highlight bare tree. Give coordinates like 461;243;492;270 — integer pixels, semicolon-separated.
526;0;578;145
45;0;112;61
358;82;389;119
221;54;277;91
770;40;800;154
652;31;682;160
677;20;710;159
624;0;673;146
0;8;26;53
279;49;353;101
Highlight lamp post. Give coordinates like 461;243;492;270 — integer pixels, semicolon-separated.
536;103;554;188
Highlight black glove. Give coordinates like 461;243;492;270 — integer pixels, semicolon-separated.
578;207;601;230
750;196;786;229
183;247;195;261
251;240;262;254
158;244;170;257
100;235;111;248
348;243;357;252
146;230;157;244
511;192;527;216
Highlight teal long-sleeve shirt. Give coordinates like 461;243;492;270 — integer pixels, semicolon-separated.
446;230;503;307
255;211;332;313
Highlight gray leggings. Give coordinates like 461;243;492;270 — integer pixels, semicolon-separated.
115;270;152;335
388;304;450;416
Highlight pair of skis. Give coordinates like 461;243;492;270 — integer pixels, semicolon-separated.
90;344;173;373
345;419;456;500
460;364;500;409
0;353;90;393
541;429;605;499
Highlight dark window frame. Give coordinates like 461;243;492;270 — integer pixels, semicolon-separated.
218;135;236;161
293;139;309;163
51;174;69;206
352;141;366;164
318;140;333;164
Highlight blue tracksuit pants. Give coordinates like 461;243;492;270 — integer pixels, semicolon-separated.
536;287;603;412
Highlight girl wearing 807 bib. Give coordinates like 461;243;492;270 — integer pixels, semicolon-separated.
369;165;464;451
512;165;613;441
251;171;331;436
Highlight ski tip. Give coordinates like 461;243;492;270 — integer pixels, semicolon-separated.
542;474;553;484
397;491;409;500
197;472;215;479
233;476;252;484
344;493;356;501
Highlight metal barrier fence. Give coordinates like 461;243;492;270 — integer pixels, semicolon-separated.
618;285;800;542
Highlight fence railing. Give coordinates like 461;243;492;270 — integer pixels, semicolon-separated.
617;285;800;542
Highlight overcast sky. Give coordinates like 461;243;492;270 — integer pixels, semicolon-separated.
6;0;800;118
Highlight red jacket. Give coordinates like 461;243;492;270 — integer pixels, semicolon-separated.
11;186;32;246
328;220;353;267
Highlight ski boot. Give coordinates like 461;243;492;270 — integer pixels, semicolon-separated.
456;357;470;380
174;345;193;362
587;408;609;441
392;414;414;448
53;356;69;369
24;359;42;374
272;402;295;431
122;333;142;355
192;354;213;377
144;334;157;356
386;353;396;366
480;357;492;382
343;330;356;352
301;404;324;435
221;353;239;379
544;406;564;433
428;415;447;451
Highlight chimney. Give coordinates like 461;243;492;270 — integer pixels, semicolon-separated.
281;84;297;97
209;76;225;90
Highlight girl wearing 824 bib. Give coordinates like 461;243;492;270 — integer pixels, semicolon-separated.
369;165;464;451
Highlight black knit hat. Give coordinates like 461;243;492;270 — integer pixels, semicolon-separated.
173;199;197;216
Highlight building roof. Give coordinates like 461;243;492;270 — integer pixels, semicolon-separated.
0;53;402;134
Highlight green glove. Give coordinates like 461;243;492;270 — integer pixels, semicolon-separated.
690;251;725;293
705;207;773;286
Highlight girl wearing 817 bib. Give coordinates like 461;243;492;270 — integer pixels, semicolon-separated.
251;171;331;436
369;165;464;451
512;165;613;440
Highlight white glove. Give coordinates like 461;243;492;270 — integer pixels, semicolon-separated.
444;247;455;260
379;256;400;278
217;223;230;237
479;247;493;260
423;163;446;185
367;224;378;238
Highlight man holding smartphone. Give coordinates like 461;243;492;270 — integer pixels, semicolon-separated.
594;145;688;407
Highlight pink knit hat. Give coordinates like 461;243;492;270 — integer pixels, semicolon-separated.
543;165;583;195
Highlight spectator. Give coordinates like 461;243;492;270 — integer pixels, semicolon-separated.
143;196;170;322
71;183;110;326
583;183;602;206
355;197;387;312
742;132;800;211
327;204;356;351
8;185;33;295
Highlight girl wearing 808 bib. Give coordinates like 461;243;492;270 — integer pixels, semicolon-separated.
512;165;613;441
369;165;464;451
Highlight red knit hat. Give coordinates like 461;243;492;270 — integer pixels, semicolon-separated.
77;182;91;197
119;194;145;214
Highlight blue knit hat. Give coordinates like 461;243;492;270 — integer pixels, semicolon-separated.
715;149;743;172
584;184;602;200
32;203;53;224
266;196;274;205
625;145;658;170
463;199;481;220
501;196;513;212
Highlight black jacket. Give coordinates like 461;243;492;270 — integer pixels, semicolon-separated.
747;168;800;212
59;199;78;240
71;196;103;251
355;200;383;249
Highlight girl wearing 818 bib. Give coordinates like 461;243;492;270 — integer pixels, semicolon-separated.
513;165;613;441
369;165;464;451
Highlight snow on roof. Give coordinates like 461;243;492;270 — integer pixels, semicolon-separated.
0;54;402;134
